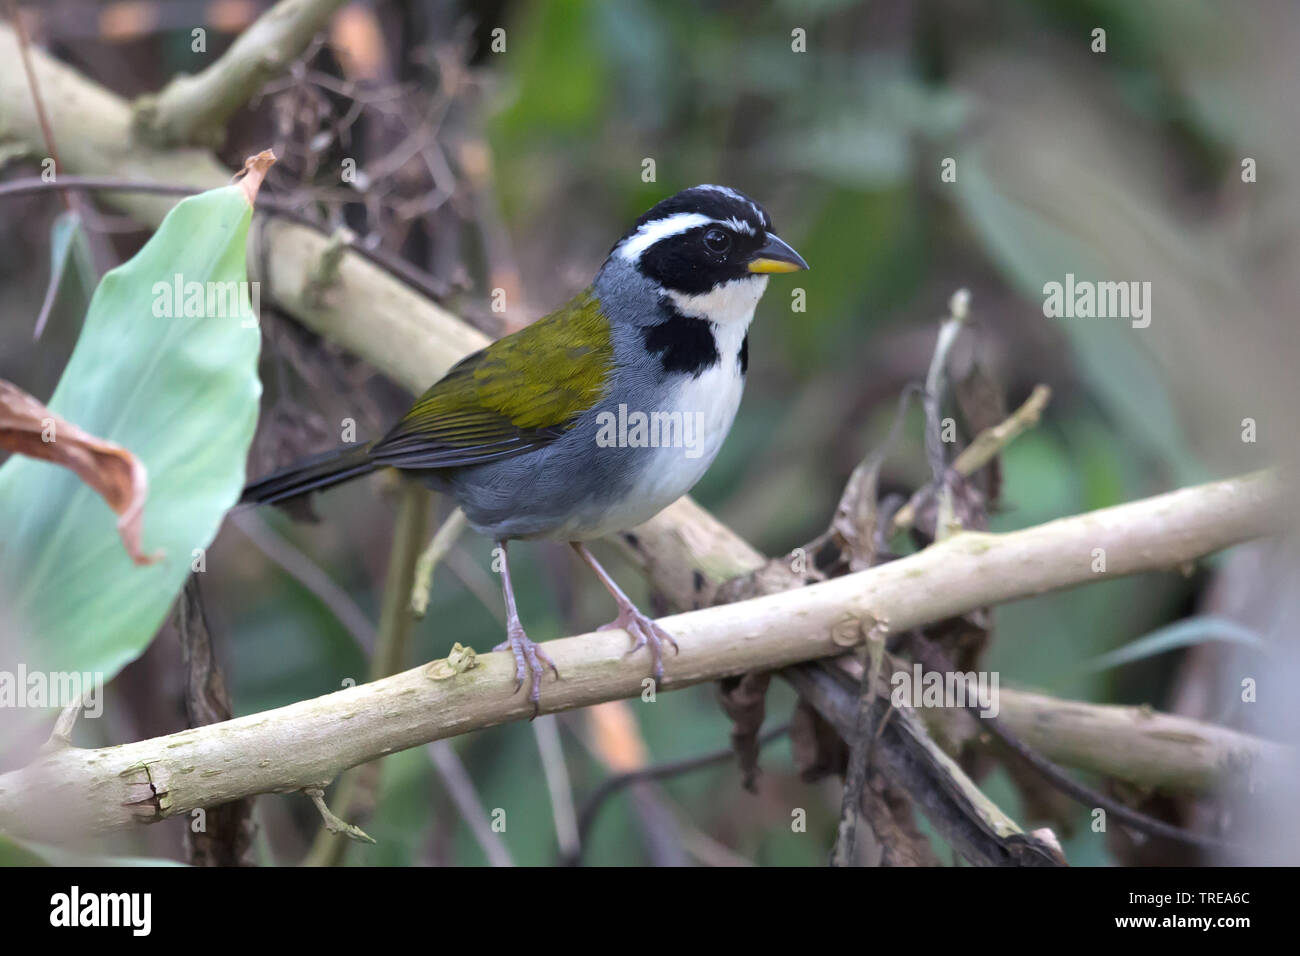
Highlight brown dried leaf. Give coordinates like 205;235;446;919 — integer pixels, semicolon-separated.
0;379;156;565
717;671;772;792
789;697;848;782
827;454;882;573
953;352;1007;505
910;470;989;544
233;149;277;205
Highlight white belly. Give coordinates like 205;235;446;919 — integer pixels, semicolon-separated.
627;364;744;514
563;349;746;540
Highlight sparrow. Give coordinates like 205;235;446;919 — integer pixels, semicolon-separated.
241;185;808;705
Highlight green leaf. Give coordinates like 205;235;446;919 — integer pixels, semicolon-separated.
1085;616;1266;673
34;210;97;341
0;183;262;683
0;833;186;867
0;833;51;866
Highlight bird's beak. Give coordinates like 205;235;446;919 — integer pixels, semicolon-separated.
747;234;809;274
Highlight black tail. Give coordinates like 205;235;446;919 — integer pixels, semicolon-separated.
240;444;377;506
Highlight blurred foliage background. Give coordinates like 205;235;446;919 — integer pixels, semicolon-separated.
1;0;1296;866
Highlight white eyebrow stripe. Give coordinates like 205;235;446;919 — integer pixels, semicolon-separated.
617;212;712;261
698;184;768;228
699;184;744;202
723;216;756;235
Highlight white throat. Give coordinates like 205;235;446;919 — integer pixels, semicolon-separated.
666;274;769;328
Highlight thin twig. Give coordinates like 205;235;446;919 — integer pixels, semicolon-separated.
304;482;428;866
891;383;1052;535
532;715;579;859
3;0;65;199
564;724;791;865
921;289;971;540
411;506;468;617
230;510;377;651
829;635;887;866
369;484;430;679
40;700;85;754
426;740;514;867
949;384;1051;478
304;787;375;845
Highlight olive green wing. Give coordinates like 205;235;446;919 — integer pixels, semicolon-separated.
368;289;614;470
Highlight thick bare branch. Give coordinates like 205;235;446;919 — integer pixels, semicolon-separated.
993;690;1283;794
0;472;1280;842
132;0;348;148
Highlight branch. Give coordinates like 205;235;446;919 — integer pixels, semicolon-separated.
305;787;375;845
0;472;1280;842
992;689;1283;794
411;507;467;617
132;0;348;148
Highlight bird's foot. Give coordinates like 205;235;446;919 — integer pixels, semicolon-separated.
493;623;560;714
599;603;679;683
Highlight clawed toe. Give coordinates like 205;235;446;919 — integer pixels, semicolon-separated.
603;608;678;683
494;628;559;712
570;542;679;687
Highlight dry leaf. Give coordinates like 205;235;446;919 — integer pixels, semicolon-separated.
718;670;772;791
425;642;478;680
0;379;156;565
233;150;277;205
953;354;1008;505
789;697;848;782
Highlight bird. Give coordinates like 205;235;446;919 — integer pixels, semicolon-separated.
241;184;808;707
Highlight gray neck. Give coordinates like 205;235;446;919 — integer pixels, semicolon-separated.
593;256;673;328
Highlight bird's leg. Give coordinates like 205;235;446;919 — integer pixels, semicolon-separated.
491;540;559;711
570;542;679;683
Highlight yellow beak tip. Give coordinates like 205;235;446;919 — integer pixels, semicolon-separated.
747;258;806;275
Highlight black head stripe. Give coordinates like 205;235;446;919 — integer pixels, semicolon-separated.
619;185;773;245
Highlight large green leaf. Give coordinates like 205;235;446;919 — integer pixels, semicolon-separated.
0;183;262;682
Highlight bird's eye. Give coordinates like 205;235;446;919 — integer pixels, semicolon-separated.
703;227;732;254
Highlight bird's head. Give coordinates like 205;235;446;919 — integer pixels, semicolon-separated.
606;185;808;323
